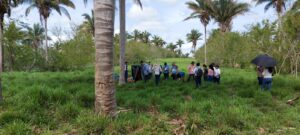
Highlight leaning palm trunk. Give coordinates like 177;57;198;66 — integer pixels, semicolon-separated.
0;19;3;102
119;0;126;85
94;0;117;117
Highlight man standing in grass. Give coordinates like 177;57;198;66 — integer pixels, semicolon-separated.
194;63;203;88
163;62;170;80
214;65;221;84
141;61;149;83
153;64;162;86
171;62;178;80
187;61;196;82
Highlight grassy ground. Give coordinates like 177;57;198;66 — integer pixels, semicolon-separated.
1;58;300;134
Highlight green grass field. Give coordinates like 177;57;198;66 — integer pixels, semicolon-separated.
1;58;300;134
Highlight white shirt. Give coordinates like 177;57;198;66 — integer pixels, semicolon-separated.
153;65;162;75
263;69;272;78
214;68;221;77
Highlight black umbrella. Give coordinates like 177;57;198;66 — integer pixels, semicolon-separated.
251;54;277;67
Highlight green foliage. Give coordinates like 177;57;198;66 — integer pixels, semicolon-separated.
48;32;94;71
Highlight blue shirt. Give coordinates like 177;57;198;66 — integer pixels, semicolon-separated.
163;65;169;73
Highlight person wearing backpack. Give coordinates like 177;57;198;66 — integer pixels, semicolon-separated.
194;63;203;88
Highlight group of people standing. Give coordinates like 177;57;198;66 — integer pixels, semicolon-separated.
131;61;221;88
257;66;274;91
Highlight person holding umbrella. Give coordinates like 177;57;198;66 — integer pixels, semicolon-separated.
251;54;277;91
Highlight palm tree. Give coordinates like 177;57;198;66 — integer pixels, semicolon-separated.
185;0;211;64
24;0;75;62
0;0;20;102
255;0;287;28
176;39;184;49
167;43;177;52
151;35;166;47
132;29;141;41
23;23;46;70
141;31;151;44
186;29;202;52
82;10;94;36
4;21;24;71
119;0;142;85
94;0;117;117
206;0;249;32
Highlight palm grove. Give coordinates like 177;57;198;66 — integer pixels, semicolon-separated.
0;0;299;116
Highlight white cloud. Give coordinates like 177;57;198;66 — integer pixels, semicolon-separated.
131;20;165;32
128;5;158;21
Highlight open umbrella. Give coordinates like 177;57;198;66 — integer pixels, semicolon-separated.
251;54;277;67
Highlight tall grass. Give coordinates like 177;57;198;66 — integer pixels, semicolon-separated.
1;58;300;134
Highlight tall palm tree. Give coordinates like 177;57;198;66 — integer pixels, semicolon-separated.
132;29;141;41
82;10;94;36
167;43;177;52
151;35;163;47
23;23;46;70
176;39;184;49
94;0;117;117
185;0;211;64
186;29;202;52
0;0;20;102
141;31;151;44
206;0;249;32
119;0;142;85
24;0;75;62
255;0;287;28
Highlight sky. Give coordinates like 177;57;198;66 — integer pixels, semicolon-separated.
8;0;293;54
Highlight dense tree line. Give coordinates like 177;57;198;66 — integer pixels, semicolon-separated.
195;10;300;76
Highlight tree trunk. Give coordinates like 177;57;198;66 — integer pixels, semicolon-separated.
45;18;49;63
94;0;117;117
204;25;207;64
8;45;14;71
119;0;126;85
296;54;299;78
0;18;3;102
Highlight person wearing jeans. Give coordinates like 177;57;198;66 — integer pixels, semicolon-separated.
153;64;162;86
261;67;274;91
194;63;202;88
163;63;170;80
187;61;195;82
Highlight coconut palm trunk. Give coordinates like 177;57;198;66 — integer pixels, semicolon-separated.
94;0;117;117
44;18;49;62
0;18;3;102
119;0;126;85
204;25;207;64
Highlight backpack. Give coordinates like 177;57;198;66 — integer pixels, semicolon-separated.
196;68;203;77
